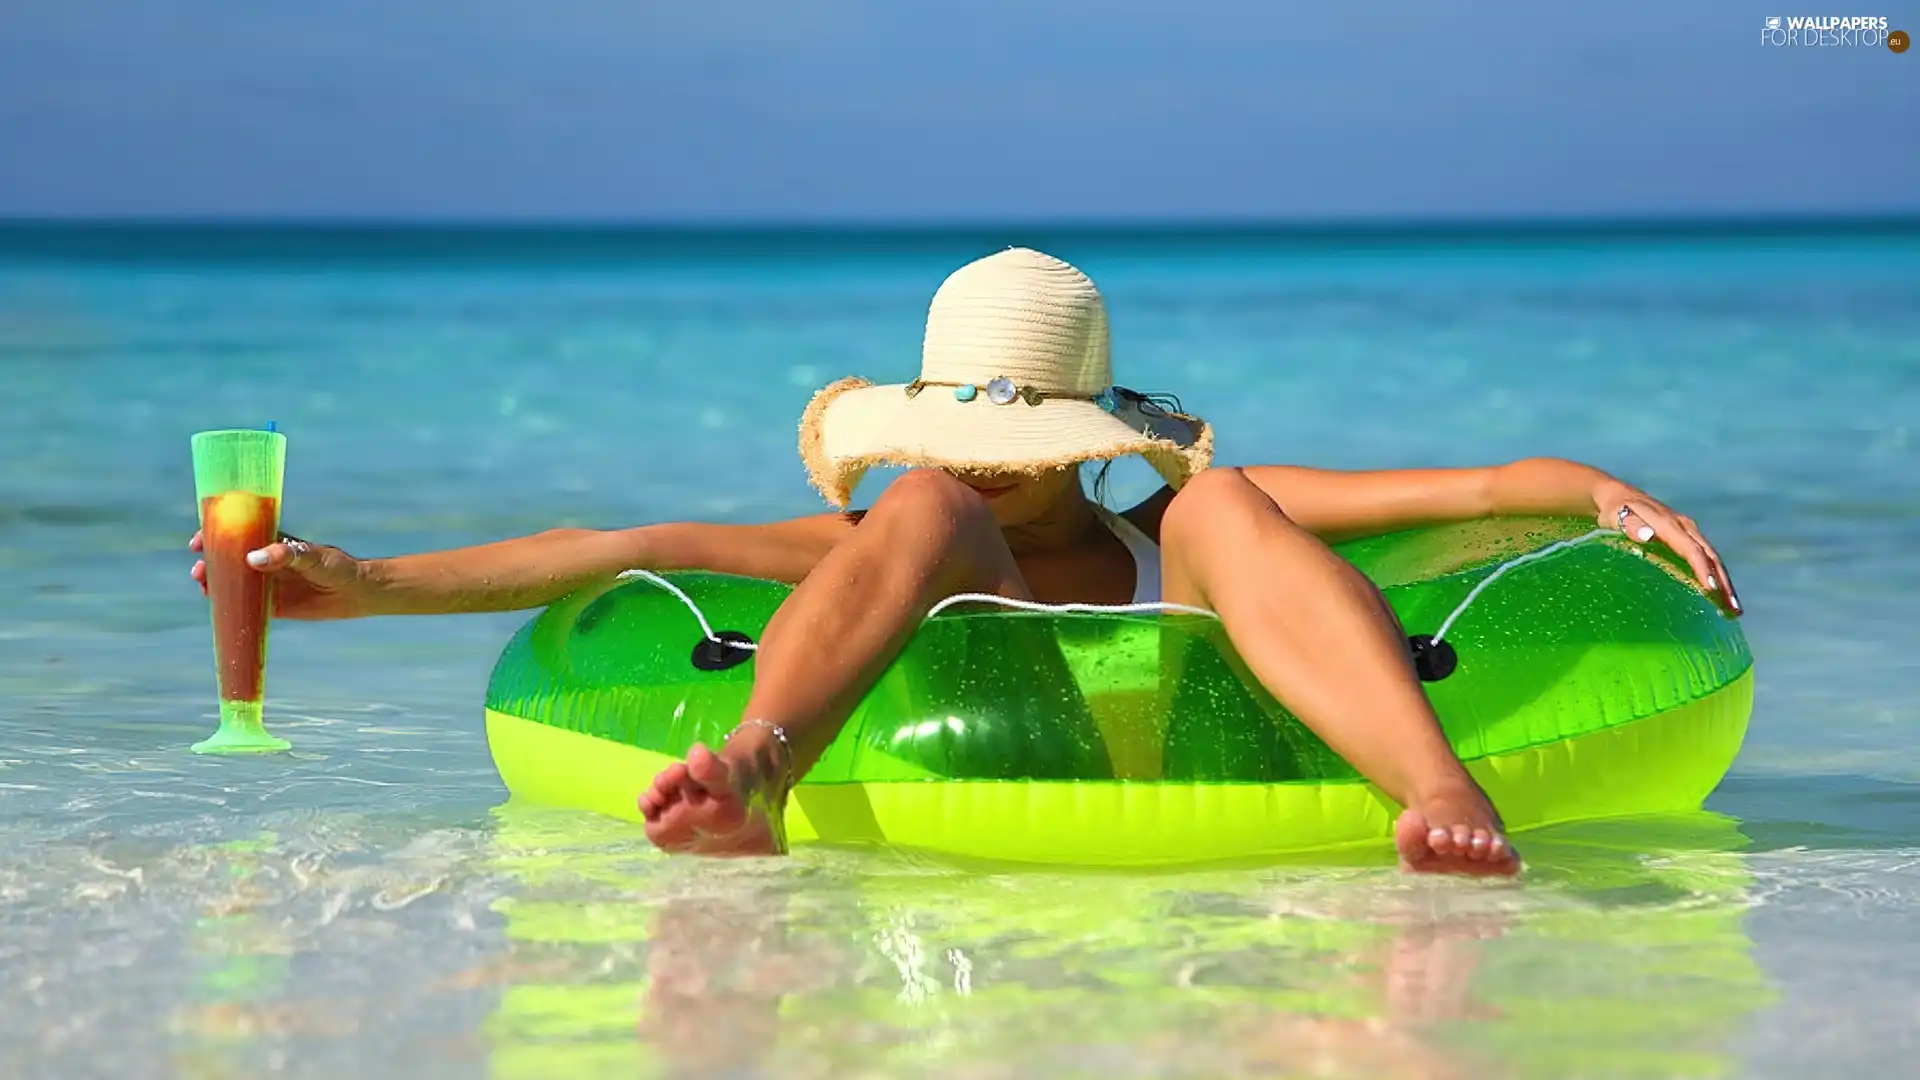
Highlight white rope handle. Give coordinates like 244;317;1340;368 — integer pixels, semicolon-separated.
617;569;762;651
926;593;1217;619
614;570;1217;653
622;525;1616;657
1429;528;1611;644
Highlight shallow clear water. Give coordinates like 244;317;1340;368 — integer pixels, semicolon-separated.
2;225;1918;1079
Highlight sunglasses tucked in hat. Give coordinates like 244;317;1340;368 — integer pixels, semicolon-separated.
798;247;1213;508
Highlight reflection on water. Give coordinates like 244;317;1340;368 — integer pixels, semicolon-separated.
476;807;1770;1080
13;771;1920;1078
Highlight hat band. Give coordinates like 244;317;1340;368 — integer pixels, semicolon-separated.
906;376;1121;412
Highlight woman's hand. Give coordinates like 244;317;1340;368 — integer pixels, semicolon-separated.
189;531;378;620
1591;481;1742;616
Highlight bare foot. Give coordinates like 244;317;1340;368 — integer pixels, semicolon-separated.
1393;785;1521;877
638;732;790;857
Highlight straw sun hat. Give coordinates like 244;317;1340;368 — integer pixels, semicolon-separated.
798;247;1213;509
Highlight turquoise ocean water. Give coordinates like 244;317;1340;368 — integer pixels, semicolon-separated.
1;222;1917;1079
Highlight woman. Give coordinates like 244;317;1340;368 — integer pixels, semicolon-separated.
189;248;1740;877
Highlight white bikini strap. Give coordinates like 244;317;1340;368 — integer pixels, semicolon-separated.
1094;505;1163;605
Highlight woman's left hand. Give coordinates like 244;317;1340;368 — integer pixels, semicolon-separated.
1592;481;1741;616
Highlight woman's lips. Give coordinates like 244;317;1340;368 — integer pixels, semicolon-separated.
965;483;1015;499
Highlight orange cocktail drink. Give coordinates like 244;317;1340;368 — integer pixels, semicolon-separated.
190;429;291;753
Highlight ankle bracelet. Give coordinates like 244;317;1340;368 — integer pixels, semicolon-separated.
726;719;793;785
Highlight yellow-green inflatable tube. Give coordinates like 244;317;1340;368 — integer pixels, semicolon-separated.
483;516;1752;866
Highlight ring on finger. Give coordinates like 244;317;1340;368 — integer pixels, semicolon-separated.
1615;504;1634;531
285;538;313;559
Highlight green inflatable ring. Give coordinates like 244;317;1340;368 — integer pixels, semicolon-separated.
482;515;1752;866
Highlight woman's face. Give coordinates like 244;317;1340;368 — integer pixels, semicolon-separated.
948;467;1080;527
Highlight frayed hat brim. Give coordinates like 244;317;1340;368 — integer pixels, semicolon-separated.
799;377;1212;508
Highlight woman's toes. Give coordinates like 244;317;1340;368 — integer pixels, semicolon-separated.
1396;810;1433;859
1398;804;1521;876
654;762;690;794
685;743;726;785
1484;834;1518;870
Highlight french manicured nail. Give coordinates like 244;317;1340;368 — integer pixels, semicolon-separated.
246;550;269;567
1730;594;1742;612
1707;574;1718;590
1636;526;1654;542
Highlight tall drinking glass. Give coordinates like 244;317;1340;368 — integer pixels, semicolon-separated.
190;429;291;754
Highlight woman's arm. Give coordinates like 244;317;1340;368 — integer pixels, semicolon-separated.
197;514;856;619
362;516;851;615
1235;457;1740;613
1237;458;1607;542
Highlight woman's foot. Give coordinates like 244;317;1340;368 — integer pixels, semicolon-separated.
638;729;790;857
1393;784;1521;877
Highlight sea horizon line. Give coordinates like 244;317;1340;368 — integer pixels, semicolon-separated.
3;210;1915;262
4;208;1918;232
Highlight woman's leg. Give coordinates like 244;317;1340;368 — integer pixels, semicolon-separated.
1157;467;1520;876
640;469;1029;856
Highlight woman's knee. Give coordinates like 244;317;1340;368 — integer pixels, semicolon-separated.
1160;467;1288;550
865;469;1001;548
872;468;992;520
858;470;1021;592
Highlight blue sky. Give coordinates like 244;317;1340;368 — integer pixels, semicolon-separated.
1;1;1913;220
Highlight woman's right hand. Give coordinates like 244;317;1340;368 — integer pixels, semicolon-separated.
190;531;377;620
